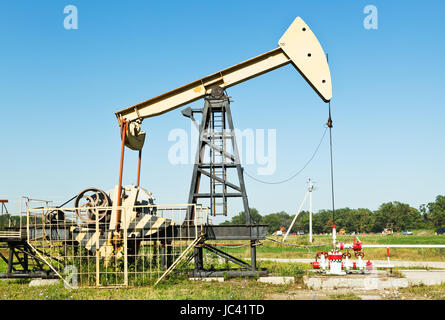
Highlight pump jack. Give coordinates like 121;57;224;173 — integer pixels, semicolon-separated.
113;17;332;277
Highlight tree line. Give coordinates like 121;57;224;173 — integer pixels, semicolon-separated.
2;195;444;233
0;215;27;229
221;195;445;234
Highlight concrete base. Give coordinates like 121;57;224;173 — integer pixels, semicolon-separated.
189;270;268;278
29;279;60;287
258;277;295;285
189;277;225;282
400;270;445;286
326;271;346;276
304;273;409;290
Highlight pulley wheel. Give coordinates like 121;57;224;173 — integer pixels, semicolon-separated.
210;86;224;99
74;188;111;224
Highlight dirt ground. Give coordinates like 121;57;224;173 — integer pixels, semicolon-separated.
265;286;443;300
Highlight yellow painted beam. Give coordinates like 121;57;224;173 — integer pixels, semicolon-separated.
115;17;331;123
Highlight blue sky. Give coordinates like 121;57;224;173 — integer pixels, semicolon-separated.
0;1;444;222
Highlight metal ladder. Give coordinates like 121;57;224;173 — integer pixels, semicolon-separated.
209;108;228;216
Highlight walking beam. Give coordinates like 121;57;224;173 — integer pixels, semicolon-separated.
115;17;332;124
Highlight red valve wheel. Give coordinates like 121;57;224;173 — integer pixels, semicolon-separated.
315;251;329;259
342;252;352;259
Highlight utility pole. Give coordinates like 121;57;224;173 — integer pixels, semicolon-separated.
309;179;313;243
283;191;308;242
284;178;314;242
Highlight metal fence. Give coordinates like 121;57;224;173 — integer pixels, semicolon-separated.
25;203;207;288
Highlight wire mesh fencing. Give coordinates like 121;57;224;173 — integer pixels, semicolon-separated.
25;203;207;288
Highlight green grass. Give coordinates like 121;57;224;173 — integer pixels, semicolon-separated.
0;231;444;299
1;233;443;283
249;233;445;261
329;293;362;300
0;261;7;273
0;258;310;300
202;233;445;264
0;274;296;300
0;259;443;300
3;274;443;300
399;282;445;300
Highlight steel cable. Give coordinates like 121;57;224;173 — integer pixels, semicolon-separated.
244;126;328;185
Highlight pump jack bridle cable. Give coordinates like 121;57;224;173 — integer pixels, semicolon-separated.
243;126;328;185
325;52;336;226
327;101;335;225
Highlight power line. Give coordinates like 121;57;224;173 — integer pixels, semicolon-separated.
244;126;328;185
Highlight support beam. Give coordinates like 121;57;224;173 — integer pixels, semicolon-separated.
203;244;252;270
115;17;332;124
